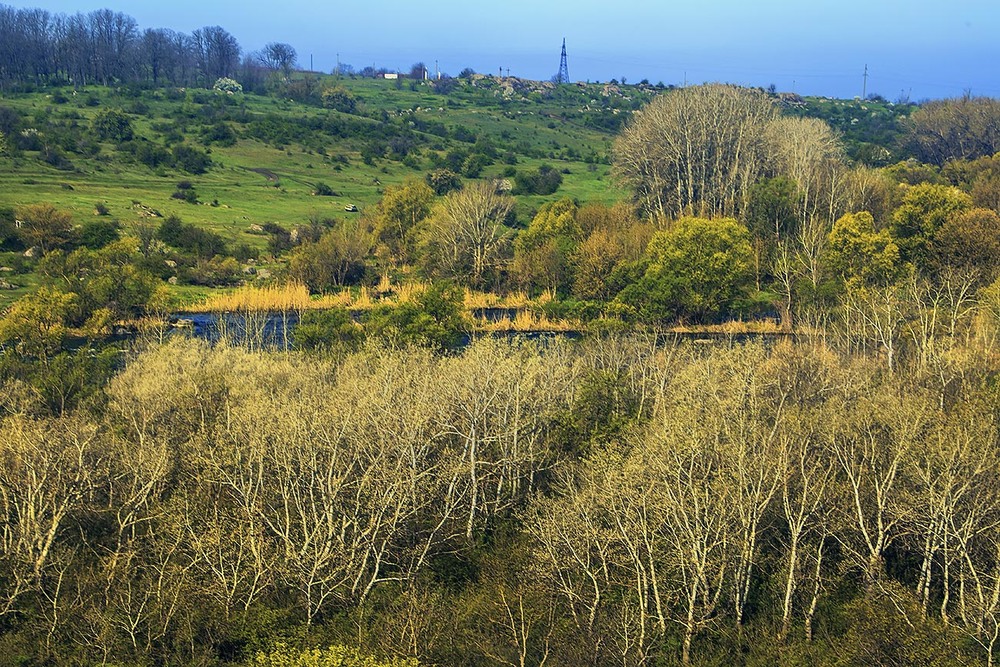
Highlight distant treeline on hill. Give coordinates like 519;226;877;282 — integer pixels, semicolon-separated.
0;3;302;91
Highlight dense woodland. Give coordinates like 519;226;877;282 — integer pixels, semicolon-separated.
5;3;1000;666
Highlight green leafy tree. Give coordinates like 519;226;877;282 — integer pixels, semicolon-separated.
321;86;357;113
746;176;798;239
931;207;1000;282
38;238;166;324
425;169;462;195
618;216;754;322
374;179;434;261
251;644;420;667
294;308;364;351
827;211;903;287
890;183;971;267
366;282;469;351
513;198;581;295
0;286;77;358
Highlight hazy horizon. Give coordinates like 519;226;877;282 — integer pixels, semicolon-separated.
2;0;998;100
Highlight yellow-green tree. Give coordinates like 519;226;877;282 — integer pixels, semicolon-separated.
374;179;434;262
15;203;73;255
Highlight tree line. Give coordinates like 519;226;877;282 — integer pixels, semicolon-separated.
0;3;296;90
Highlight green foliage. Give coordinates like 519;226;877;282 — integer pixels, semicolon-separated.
37;239;165;323
365;282;468;351
827;211;903;287
313;181;335;196
374;179;434;261
213;77;244;94
171;143;212;174
746;176;797;238
931;207;1000;281
28;347;120;415
78;218;120;250
250;644;420;667
171;180;200;203
618;216;755;322
0;207;19;249
157;215;228;259
513;163;563;195
321;86;358;114
551;368;641;457
0;285;76;357
131;138;172;169
514;198;581;295
424;169;462;196
187;254;242;286
890;183;972;266
295;308;364;351
92;108;134;143
833;588;970;667
201;120;238;146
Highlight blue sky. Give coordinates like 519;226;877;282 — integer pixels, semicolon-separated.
5;0;998;99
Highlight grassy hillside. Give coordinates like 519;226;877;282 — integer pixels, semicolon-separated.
0;75;916;311
0;74;660;307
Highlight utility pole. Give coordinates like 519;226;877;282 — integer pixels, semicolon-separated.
862;64;868;99
310;54;313;72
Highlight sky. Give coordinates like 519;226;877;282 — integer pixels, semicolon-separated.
4;0;999;99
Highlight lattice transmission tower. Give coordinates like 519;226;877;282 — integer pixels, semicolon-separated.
556;38;569;84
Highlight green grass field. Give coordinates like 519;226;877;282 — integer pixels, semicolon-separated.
0;74;648;307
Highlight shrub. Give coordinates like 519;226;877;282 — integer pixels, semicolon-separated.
92;109;134;142
425;169;462;195
212;77;243;94
512;164;563;195
313;182;336;196
365;281;468;351
321;86;357;114
171;144;212;174
157;215;227;258
295;308;364;351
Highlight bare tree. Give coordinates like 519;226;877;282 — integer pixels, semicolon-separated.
613;84;778;221
259;41;297;81
419;181;514;288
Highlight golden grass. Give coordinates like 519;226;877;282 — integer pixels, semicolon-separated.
393;281;427;304
666;318;786;334
476;309;580;332
463;289;532;310
189;282;344;313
